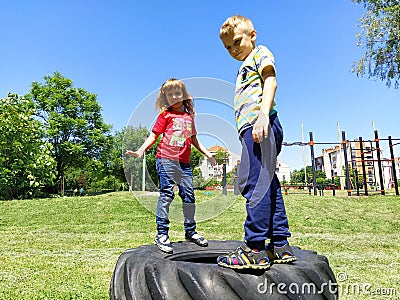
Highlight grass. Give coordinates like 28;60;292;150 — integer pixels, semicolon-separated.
0;191;399;299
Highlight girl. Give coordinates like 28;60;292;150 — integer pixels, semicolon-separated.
126;78;216;254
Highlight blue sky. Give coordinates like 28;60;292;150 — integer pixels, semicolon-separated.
1;1;398;170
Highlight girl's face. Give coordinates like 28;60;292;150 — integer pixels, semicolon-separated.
165;88;184;111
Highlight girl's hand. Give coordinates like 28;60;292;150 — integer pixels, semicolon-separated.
207;155;217;166
126;150;143;158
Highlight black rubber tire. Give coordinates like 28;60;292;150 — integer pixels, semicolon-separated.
110;240;337;300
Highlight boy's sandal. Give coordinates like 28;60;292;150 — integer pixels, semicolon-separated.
217;243;271;270
269;243;297;264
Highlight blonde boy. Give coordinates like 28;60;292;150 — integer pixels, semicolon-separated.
217;15;296;269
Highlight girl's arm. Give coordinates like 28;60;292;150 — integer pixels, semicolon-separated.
126;132;160;158
191;135;216;166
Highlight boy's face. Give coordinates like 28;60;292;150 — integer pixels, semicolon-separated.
221;28;256;61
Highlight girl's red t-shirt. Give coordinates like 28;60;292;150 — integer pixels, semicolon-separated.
152;110;196;163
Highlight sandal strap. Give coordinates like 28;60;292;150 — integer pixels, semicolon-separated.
225;243;270;265
273;243;295;259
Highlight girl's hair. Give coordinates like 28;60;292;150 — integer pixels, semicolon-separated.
220;15;255;38
155;78;194;114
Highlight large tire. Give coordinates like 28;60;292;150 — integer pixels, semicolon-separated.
110;240;337;300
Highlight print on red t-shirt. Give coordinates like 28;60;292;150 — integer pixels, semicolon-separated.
152;110;196;163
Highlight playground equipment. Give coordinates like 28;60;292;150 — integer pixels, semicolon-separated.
283;130;399;197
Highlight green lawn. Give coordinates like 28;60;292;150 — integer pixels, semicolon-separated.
0;191;399;299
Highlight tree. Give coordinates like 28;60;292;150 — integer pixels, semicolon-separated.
352;0;400;88
214;149;229;165
26;72;112;192
290;166;326;185
290;166;312;184
123;125;159;191
0;93;56;199
122;126;209;191
190;147;205;170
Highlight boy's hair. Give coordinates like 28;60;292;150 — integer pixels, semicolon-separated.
155;78;194;114
220;15;255;38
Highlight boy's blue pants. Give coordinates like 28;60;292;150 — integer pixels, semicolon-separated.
238;113;291;250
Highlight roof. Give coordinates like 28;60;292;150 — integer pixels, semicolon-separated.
207;145;227;152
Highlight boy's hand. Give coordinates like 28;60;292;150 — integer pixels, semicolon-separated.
252;112;269;143
126;150;143;158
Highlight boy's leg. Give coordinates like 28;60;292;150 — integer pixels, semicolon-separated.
238;127;276;250
155;158;176;235
269;173;290;245
266;114;296;262
268;114;291;245
217;126;278;268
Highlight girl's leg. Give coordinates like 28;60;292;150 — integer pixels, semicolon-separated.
177;162;196;235
156;158;176;235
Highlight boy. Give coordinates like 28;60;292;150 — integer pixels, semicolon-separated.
217;15;296;269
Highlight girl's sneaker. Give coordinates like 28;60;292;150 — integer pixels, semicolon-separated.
154;234;173;254
217;243;271;270
185;233;208;247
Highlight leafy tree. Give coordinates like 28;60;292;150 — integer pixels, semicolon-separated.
142;133;160;191
64;131;128;193
290;166;312;184
80;130;130;192
110;130;129;184
214;149;229;165
192;167;207;189
190;147;205;170
123;125;159;191
352;0;400;87
122;126;208;191
0;93;56;199
26;72;112;192
290;166;326;185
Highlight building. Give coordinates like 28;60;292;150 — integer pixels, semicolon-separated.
315;140;399;190
199;145;241;181
276;160;291;183
199;145;291;183
395;157;400;182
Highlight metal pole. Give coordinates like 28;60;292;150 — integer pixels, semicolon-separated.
342;131;351;196
302;123;307;185
355;169;360;196
388;136;399;196
222;162;227;195
374;130;385;195
309;132;317;196
359;137;368;196
371;141;378;191
142;152;146;191
234;161;240;195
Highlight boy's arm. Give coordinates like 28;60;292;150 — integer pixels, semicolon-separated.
191;135;217;166
126;132;160;158
252;64;277;143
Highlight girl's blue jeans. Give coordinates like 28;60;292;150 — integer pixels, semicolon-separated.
155;158;196;236
238;113;291;250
